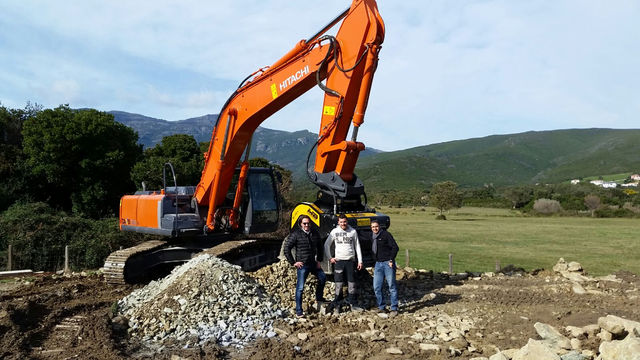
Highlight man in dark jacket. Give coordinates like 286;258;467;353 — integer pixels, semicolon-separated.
371;220;399;317
285;215;327;317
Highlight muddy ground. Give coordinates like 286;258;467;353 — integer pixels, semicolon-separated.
1;265;639;359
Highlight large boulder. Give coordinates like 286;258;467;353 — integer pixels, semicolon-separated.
598;334;640;360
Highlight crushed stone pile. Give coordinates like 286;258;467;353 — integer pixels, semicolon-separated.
117;254;287;348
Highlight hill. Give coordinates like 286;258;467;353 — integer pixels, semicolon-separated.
109;111;381;173
355;128;640;189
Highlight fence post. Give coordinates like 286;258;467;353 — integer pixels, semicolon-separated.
7;244;12;271
448;253;453;274
64;245;70;274
495;259;501;272
405;249;410;268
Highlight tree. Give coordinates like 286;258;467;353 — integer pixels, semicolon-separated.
584;194;601;217
0;103;41;211
503;185;534;209
22;105;142;218
429;181;463;218
131;134;203;190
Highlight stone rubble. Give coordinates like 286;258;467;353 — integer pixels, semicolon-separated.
117;254;286;348
114;254;640;359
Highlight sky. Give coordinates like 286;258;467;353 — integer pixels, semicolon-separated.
1;1;639;152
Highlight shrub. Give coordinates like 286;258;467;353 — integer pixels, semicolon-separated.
0;202;148;271
533;198;563;214
594;207;635;218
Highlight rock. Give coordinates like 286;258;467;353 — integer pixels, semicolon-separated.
297;332;308;341
512;339;561;360
419;343;441;352
470;357;489;360
489;352;509;360
598;334;640;360
581;349;595;359
572;283;587;295
561;271;592;283
567;262;582;272
553;258;568;273
560;351;587;360
582;324;600;338
597;330;613;342
566;326;586;338
570;338;581;350
598;315;640;336
534;322;572;350
377;312;389;319
385;347;403;355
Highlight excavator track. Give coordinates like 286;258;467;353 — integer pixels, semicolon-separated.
103;240;166;285
103;238;283;285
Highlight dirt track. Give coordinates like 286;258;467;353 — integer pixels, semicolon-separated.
1;265;639;359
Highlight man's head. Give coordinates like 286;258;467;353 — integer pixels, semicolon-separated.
370;220;380;234
299;216;311;231
337;214;348;230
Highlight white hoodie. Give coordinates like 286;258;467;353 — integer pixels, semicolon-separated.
325;225;362;263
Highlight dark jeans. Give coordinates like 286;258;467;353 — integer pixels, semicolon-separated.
373;260;398;311
295;263;326;315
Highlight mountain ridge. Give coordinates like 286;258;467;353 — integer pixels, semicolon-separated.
109;110;640;188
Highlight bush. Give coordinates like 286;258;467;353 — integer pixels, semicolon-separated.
0;202;148;271
533;198;563;215
594;207;636;218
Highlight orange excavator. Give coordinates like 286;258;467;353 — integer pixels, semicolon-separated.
104;0;390;284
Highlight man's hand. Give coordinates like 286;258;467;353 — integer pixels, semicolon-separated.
330;258;337;264
388;260;394;268
316;261;322;269
357;262;363;271
294;261;304;269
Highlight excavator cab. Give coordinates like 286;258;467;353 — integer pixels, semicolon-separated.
119;166;279;238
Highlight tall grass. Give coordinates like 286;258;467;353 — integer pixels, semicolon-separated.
382;206;640;276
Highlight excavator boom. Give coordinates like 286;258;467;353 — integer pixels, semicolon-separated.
195;0;384;230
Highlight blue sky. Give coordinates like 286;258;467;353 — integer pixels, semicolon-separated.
1;1;638;151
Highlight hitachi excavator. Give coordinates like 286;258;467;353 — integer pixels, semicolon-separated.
103;0;390;284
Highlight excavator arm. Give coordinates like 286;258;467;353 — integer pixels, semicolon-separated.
194;0;384;231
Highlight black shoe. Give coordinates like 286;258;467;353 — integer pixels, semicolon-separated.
377;308;387;313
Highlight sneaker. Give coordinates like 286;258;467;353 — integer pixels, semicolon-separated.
316;298;329;304
377;308;387;314
296;313;305;318
350;304;364;312
389;310;398;318
333;307;340;315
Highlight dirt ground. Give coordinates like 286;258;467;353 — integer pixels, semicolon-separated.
1;266;639;360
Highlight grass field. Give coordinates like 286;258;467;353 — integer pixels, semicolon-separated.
380;206;640;276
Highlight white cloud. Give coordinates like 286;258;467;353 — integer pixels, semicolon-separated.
1;0;639;150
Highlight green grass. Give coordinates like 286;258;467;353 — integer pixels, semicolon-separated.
382;206;640;276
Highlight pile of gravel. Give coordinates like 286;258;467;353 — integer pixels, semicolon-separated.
118;254;286;347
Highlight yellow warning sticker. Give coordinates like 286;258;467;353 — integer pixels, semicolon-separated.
270;84;278;99
357;218;371;227
323;106;336;116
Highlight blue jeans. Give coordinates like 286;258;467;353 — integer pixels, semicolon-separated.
295;263;326;315
373;261;398;311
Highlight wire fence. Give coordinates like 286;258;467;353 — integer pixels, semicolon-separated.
1;244;84;273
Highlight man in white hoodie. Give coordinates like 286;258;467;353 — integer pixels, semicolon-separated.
325;214;363;312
